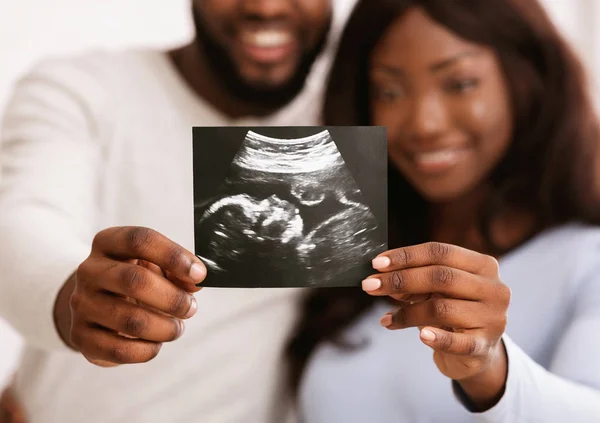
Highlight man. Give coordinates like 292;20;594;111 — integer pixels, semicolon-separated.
0;1;356;422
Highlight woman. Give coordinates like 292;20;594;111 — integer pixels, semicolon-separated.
288;0;600;421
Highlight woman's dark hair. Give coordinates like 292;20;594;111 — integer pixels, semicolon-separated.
287;0;600;393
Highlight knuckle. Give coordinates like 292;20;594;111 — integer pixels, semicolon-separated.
439;332;453;350
69;292;86;314
126;227;154;254
121;265;150;295
393;307;407;327
483;255;500;274
110;344;133;364
76;260;92;280
430;299;452;319
70;327;83;349
501;284;512;305
428;242;450;261
432;266;455;287
123;311;149;337
498;311;508;331
493;283;512;307
395;248;411;266
140;343;162;363
465;338;479;355
166;245;186;271
91;229;109;251
167;320;182;341
168;292;189;317
390;271;405;292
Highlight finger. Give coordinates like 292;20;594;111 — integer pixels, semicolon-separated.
390;293;431;303
138;260;201;294
165;270;202;293
88;358;120;368
379;298;485;330
0;389;25;423
92;226;207;285
77;259;198;320
71;325;162;365
362;266;488;300
418;326;488;356
371;242;499;276
136;259;165;276
74;291;184;342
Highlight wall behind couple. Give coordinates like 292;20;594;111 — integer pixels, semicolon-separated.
0;0;599;390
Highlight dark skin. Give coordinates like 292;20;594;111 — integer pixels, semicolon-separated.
53;0;332;367
172;0;331;118
0;386;25;423
360;8;528;411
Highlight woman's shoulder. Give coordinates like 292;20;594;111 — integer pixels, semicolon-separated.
534;221;600;247
501;221;600;288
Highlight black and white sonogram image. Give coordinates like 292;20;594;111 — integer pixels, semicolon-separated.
192;126;387;288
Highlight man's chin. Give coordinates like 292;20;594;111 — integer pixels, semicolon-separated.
230;83;307;109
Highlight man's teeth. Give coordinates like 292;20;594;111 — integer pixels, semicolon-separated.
242;31;292;48
414;149;461;165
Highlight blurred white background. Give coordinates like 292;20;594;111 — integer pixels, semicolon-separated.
0;0;599;391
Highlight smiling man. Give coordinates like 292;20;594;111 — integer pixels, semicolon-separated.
0;1;356;422
189;0;333;112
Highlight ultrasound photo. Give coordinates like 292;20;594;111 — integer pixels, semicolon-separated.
192;126;387;288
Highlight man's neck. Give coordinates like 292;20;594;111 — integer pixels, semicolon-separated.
169;41;277;120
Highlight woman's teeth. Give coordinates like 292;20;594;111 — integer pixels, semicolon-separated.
411;148;466;172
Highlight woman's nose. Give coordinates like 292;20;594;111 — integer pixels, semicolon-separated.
404;93;449;143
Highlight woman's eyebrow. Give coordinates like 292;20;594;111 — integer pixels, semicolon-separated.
372;50;482;76
429;50;481;72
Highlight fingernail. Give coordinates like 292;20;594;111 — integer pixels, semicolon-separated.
185;296;198;318
189;262;206;282
179;319;186;337
372;256;391;269
380;313;393;327
362;278;381;291
420;328;436;341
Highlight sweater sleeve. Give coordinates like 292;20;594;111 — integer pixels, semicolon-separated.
0;59;103;352
453;257;600;422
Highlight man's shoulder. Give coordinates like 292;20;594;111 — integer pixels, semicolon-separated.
25;48;167;87
3;48;176;138
8;48;176;123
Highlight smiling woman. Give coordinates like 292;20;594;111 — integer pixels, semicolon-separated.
288;0;600;422
368;19;514;202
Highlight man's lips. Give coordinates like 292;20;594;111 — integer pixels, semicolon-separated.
238;28;297;64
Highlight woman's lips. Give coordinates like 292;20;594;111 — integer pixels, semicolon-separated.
407;147;469;174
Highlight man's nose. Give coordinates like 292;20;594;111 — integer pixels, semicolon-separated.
240;0;293;20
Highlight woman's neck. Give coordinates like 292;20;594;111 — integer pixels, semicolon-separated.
429;186;534;256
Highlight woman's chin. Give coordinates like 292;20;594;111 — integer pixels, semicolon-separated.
412;182;474;204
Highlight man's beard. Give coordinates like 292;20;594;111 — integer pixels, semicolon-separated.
192;8;331;110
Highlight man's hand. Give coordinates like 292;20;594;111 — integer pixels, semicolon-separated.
0;385;25;423
54;226;206;367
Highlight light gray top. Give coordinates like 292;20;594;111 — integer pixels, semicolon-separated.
299;223;600;422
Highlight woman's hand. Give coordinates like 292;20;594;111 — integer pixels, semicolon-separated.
362;242;511;409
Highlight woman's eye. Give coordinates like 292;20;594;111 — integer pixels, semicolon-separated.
445;78;480;94
371;86;405;102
